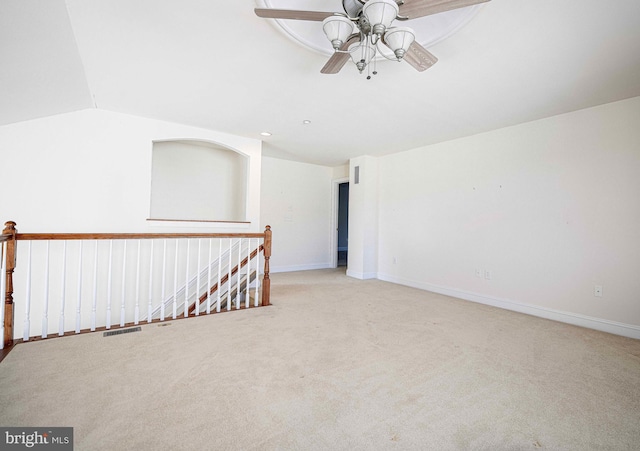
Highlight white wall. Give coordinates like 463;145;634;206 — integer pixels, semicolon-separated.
261;157;333;272
375;96;640;337
332;164;349;180
347;156;379;279
0;109;262;233
4;99;638;338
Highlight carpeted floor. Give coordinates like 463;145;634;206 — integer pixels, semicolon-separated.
1;269;639;450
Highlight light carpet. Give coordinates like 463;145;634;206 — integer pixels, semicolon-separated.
1;269;639;450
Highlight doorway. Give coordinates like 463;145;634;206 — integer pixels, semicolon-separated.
337;182;349;267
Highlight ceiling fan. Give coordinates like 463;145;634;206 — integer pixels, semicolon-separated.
255;0;490;78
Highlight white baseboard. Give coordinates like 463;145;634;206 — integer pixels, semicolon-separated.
271;263;333;273
377;273;640;340
346;270;377;280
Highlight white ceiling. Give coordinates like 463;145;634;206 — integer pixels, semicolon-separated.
2;0;640;167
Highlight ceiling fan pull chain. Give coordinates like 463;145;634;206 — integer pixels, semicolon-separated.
367;34;373;79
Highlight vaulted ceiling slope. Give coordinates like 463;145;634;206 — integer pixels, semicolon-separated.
2;0;640;166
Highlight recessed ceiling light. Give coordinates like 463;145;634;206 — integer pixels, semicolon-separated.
302;120;311;125
260;132;272;137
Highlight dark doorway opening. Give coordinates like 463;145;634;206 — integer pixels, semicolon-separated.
337;182;349;267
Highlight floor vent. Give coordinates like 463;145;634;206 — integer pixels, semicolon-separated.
103;326;142;337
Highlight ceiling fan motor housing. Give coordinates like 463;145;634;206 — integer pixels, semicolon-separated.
357;16;372;34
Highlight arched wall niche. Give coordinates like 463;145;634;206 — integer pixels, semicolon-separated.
150;139;249;222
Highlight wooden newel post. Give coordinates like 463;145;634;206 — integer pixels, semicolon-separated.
3;221;17;348
261;225;272;307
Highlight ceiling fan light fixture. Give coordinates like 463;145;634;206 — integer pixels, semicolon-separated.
255;0;484;77
362;0;399;39
384;26;415;60
322;16;354;51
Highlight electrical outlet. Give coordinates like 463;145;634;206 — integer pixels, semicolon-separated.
484;270;492;280
475;268;482;278
594;285;603;297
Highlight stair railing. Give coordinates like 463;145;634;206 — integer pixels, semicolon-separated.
0;221;272;357
187;244;264;316
147;239;256;319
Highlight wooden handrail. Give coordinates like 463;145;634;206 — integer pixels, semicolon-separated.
16;232;266;241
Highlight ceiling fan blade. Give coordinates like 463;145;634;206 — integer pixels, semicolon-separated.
321;34;361;74
321;52;351;74
254;8;339;21
398;0;490;20
403;41;438;72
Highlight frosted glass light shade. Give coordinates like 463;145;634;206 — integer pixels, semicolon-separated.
348;42;375;64
348;42;376;72
362;0;399;35
322;16;355;50
384;27;415;59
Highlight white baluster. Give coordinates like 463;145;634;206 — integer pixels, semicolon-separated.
134;240;141;325
217;239;222;313
75;241;83;334
206;238;212;314
58;241;67;336
120;240;127;327
246;238;251;308
24;241;32;341
254;239;261;307
161;239;167;321
236;238;242;309
42;241;50;338
106;240;113;329
91;241;98;331
227;238;232;311
173;240;179;319
195;239;201;316
148;240;154;323
184;239;190;318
